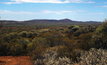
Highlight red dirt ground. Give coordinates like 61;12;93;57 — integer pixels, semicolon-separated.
0;56;34;65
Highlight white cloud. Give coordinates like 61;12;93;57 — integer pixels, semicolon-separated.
75;10;86;12
65;0;84;3
88;13;104;15
2;10;104;17
4;0;69;4
86;1;95;3
41;10;75;14
66;0;94;3
104;2;107;4
4;2;21;4
95;5;107;8
41;10;86;14
0;10;85;15
2;0;95;4
0;10;34;14
102;5;107;8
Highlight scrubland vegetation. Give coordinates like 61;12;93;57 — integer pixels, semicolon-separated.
0;20;107;65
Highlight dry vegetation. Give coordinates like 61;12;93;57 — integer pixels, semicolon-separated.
0;21;107;65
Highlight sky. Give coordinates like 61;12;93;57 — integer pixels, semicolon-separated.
0;0;107;21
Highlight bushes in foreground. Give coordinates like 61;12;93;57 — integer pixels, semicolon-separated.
34;46;74;65
79;48;107;65
56;46;80;62
33;47;107;65
34;48;107;65
91;21;107;49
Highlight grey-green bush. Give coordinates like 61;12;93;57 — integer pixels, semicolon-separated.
78;48;107;65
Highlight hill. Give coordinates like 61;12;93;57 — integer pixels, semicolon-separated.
0;19;102;27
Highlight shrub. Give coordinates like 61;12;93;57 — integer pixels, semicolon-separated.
1;38;31;56
67;25;79;34
95;21;107;35
0;39;9;56
56;46;80;62
8;43;23;56
78;48;107;65
72;25;96;37
27;32;33;38
19;39;30;55
31;46;45;60
19;31;27;37
2;32;19;43
33;47;107;65
92;34;107;49
32;37;47;46
34;46;74;65
27;37;48;59
72;30;81;36
72;27;79;32
68;25;74;29
92;21;107;49
68;25;79;29
19;39;30;45
37;32;63;47
76;33;93;50
26;32;37;38
38;29;50;33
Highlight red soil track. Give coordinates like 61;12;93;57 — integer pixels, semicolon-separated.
0;56;33;65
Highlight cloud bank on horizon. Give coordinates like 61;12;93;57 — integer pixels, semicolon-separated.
0;0;107;21
2;0;95;4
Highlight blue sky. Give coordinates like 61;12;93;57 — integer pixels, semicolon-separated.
0;0;107;21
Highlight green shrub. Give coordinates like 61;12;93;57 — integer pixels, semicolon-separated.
56;46;80;62
26;32;37;38
68;25;74;29
19;39;30;45
19;31;27;37
32;37;47;46
19;39;30;55
38;29;50;33
93;20;107;49
76;33;93;50
72;25;96;37
8;43;23;56
27;37;48;55
0;38;24;56
37;32;63;47
95;21;107;35
0;39;9;56
92;34;107;49
30;46;45;60
72;30;81;36
68;25;79;29
28;38;48;60
2;32;19;43
0;38;31;56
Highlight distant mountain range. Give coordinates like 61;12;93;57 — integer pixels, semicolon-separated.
0;19;102;24
22;19;77;23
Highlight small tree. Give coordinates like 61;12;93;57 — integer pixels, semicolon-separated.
92;19;107;49
95;19;107;35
